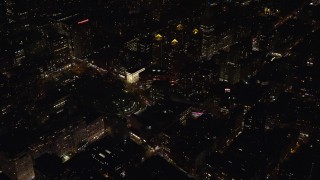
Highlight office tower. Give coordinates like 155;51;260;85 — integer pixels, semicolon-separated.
4;0;35;28
71;18;94;58
152;34;165;67
0;1;6;26
200;4;216;61
47;31;71;72
51;15;94;59
0;151;35;180
151;0;170;21
219;61;241;84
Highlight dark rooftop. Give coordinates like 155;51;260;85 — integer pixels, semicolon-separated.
127;155;194;180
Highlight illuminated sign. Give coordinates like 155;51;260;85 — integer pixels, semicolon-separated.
78;19;89;25
192;112;204;118
225;88;231;93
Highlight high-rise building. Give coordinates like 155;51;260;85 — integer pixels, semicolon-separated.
4;0;34;27
150;80;171;103
152;33;165;67
151;0;170;21
47;31;71;72
51;15;94;59
0;151;35;180
0;1;6;26
70;18;94;58
137;37;152;58
200;4;216;61
54;131;75;157
0;38;13;72
85;116;106;143
219;61;241;84
219;40;253;84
